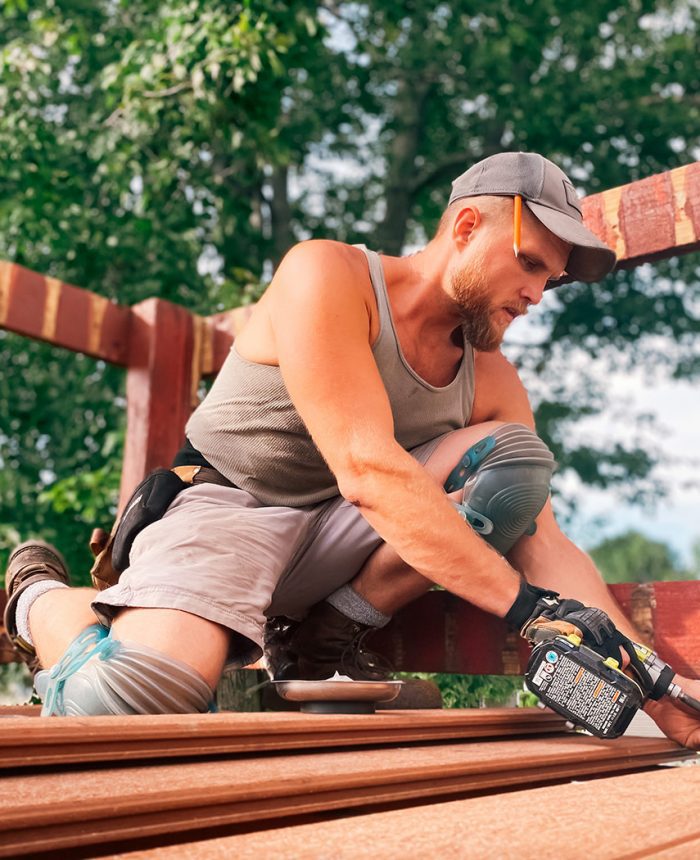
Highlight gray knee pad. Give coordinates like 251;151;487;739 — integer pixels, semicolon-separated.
36;624;214;716
453;423;555;555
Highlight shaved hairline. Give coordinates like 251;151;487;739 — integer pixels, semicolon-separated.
435;195;511;237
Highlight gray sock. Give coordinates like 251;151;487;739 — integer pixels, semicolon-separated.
326;584;391;628
15;580;69;646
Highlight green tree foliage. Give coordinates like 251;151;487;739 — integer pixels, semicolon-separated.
0;663;32;705
401;672;531;708
0;337;123;584
589;529;697;583
1;0;699;580
692;538;700;577
0;0;326;580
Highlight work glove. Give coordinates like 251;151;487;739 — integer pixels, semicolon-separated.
525;600;621;653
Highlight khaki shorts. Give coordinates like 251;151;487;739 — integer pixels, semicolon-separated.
93;436;444;668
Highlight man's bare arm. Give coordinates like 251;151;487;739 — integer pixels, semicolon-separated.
474;349;700;747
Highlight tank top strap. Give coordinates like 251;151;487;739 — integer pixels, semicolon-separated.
354;244;392;329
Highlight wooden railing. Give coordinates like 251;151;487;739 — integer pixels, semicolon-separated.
2;162;700;675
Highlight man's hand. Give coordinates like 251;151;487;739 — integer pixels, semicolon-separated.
507;581;630;665
644;674;700;749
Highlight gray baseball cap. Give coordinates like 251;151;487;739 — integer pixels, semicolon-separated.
449;151;616;283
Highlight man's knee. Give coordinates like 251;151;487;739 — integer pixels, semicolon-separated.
37;624;214;716
453;423;555;554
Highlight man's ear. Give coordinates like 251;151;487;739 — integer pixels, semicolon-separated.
452;205;482;247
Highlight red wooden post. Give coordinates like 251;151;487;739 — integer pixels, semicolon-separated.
202;306;254;376
119;298;197;511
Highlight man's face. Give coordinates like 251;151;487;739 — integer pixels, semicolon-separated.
449;205;570;351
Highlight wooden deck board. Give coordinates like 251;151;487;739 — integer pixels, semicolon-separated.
0;707;566;769
0;732;690;858
113;763;700;860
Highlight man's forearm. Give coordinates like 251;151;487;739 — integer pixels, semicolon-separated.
508;525;642;641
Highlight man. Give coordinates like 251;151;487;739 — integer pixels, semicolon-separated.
5;152;700;744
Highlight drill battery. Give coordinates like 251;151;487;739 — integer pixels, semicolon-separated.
525;634;644;739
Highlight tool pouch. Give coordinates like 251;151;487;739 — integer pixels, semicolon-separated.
89;466;200;591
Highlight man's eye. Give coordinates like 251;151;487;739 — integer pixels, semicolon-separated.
520;257;536;271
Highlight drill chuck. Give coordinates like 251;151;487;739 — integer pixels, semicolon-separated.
632;644;700;711
675;689;700;713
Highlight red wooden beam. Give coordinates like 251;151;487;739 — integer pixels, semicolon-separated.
119;299;196;510
0;261;130;364
582;162;700;269
2;161;698;384
612;580;700;679
4;579;699;677
372;581;700;678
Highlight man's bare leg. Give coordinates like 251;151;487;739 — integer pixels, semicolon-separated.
111;607;230;689
30;592;230;689
29;587;100;669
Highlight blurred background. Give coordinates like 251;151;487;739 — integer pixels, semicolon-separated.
1;1;699;703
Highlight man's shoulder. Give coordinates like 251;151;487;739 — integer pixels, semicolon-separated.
281;239;366;273
270;240;374;313
473;348;521;381
471;349;534;425
262;239;375;330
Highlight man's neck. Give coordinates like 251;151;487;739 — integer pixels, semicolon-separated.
382;242;464;341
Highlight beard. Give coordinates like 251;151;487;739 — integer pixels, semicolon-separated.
450;264;504;352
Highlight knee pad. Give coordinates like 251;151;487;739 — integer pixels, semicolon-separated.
36;624;214;716
453;423;555;555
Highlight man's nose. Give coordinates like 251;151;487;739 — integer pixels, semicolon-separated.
521;279;546;306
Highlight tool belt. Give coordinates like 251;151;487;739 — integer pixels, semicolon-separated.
89;465;234;590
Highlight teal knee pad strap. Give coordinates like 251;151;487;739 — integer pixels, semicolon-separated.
36;624;215;716
453;423;555;555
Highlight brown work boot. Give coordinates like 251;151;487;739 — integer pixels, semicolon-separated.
270;600;442;708
287;601;392;682
3;541;70;668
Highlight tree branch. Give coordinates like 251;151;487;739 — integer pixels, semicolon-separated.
410;123;507;195
409;152;481;195
318;2;355;25
142;82;192;99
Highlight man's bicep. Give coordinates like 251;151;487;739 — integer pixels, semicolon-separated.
268;243;396;475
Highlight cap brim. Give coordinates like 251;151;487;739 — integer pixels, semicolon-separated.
526;200;617;283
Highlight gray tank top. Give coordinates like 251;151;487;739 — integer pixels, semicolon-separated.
186;246;475;505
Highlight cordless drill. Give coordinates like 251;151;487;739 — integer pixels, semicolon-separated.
525;633;700;739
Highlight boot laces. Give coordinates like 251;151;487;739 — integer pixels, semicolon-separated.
340;627;393;681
